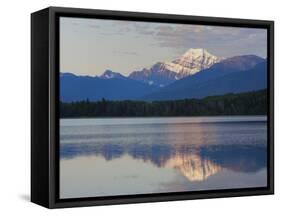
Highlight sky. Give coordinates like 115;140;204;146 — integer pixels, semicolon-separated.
60;17;267;77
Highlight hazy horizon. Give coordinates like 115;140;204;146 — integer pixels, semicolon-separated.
60;17;267;77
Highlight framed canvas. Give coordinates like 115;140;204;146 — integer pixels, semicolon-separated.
31;6;274;208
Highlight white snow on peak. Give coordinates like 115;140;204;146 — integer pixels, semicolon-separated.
162;48;222;78
128;48;223;87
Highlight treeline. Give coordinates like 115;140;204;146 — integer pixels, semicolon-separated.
60;89;267;118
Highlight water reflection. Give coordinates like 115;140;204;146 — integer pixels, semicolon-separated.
61;142;266;182
60;117;268;198
60;117;267;182
164;153;221;181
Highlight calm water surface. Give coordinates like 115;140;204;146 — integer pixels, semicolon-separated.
60;116;267;198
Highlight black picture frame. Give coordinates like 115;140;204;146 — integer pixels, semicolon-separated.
31;6;274;208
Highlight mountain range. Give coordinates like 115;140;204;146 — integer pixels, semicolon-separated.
60;72;156;102
129;48;221;87
144;55;266;100
60;48;267;102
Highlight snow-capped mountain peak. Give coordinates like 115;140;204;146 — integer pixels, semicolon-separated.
128;48;222;87
166;48;222;78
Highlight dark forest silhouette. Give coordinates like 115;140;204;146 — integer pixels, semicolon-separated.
60;89;267;118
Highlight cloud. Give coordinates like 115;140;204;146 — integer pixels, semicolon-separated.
146;24;267;57
108;21;267;58
62;17;267;58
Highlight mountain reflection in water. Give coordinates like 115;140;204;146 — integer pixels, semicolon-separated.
60;117;267;182
61;143;266;182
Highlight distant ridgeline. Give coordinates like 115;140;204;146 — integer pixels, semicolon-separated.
60;52;267;102
60;89;267;118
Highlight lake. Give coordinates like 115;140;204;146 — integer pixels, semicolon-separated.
60;116;267;199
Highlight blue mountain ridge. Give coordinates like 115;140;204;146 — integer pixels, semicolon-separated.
60;55;267;102
60;72;157;102
143;55;266;100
